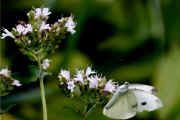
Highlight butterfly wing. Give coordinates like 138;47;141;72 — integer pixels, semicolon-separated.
132;90;163;112
103;91;137;119
128;84;157;94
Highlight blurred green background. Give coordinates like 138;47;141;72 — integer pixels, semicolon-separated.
1;0;180;120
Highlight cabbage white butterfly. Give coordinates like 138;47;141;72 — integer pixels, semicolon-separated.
103;82;163;119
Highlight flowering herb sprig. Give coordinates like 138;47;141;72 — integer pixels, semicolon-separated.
1;8;76;62
0;68;22;96
1;7;76;120
58;66;118;118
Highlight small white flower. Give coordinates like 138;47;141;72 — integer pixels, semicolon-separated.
23;24;33;35
59;70;70;80
35;8;42;18
65;15;76;34
0;68;10;77
39;21;51;31
42;8;51;17
88;75;100;88
73;70;84;84
16;24;33;35
16;24;25;35
104;80;117;93
85;66;96;77
35;8;51;18
41;59;51;70
67;81;75;92
1;29;15;39
12;80;22;87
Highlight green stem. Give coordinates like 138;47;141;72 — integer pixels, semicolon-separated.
38;56;48;120
40;76;48;120
83;104;97;120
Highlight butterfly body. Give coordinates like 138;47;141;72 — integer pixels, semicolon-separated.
103;82;163;119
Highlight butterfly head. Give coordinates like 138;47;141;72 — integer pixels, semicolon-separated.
117;82;129;93
124;82;129;86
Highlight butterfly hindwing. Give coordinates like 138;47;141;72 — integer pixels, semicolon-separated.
132;90;163;112
103;91;137;119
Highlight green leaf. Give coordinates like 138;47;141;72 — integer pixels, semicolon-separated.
12;65;39;83
154;47;180;120
23;51;38;62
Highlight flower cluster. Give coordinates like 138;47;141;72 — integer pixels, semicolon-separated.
58;66;118;105
0;7;76;117
0;68;22;96
1;8;76;62
41;58;51;70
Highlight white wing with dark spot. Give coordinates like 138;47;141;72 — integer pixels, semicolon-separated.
132;90;163;112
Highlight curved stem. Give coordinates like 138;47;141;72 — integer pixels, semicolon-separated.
38;56;48;120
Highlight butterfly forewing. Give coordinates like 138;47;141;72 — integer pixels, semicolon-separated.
103;91;137;119
128;84;157;95
132;90;163;112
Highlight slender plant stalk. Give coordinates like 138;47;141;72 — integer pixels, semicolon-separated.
40;75;48;120
38;56;48;120
83;104;97;120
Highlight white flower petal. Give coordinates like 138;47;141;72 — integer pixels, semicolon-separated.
86;67;95;77
67;81;75;92
41;59;51;70
88;75;100;88
0;68;10;77
35;8;42;18
59;70;70;80
65;15;76;34
42;8;51;17
104;80;117;93
39;21;51;31
16;24;32;35
23;24;33;35
73;70;84;84
16;24;25;35
34;8;51;18
1;29;15;39
12;80;22;87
